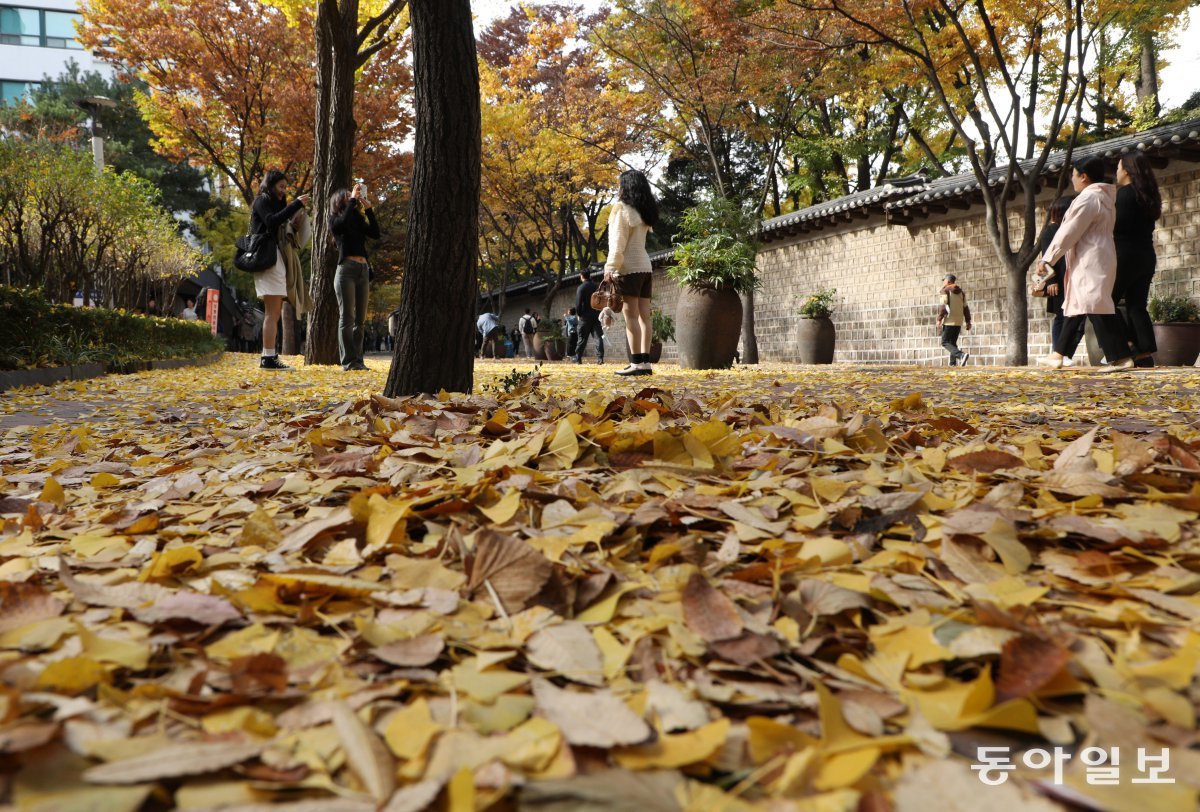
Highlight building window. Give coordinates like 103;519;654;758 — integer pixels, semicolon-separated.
1;79;39;105
0;6;83;50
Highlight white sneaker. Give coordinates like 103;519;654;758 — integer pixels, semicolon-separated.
1036;355;1064;369
1062;357;1075;367
1097;358;1135;373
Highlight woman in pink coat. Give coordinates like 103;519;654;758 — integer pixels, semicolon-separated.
1035;157;1134;373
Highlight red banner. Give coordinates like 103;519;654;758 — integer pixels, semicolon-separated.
205;289;219;335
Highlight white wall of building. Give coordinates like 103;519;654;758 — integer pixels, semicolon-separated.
0;0;109;103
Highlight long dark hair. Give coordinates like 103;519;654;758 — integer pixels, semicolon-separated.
619;169;659;228
329;188;352;221
1049;195;1074;225
1119;151;1162;221
259;169;287;198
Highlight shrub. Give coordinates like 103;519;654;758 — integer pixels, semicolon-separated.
1149;294;1200;323
668;198;761;295
651;309;675;343
799;289;837;319
0;286;224;370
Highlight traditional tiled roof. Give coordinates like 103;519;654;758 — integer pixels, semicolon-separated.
760;117;1200;240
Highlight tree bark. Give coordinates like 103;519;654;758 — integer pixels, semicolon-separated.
1136;32;1160;118
740;291;759;364
385;0;480;396
1005;255;1028;367
305;0;360;366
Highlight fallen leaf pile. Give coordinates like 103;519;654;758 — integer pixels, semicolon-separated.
1;355;1199;811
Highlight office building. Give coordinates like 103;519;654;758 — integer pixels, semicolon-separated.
0;0;108;105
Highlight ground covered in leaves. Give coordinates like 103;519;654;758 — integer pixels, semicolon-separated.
2;355;1199;812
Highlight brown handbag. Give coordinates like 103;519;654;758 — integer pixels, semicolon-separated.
590;278;623;312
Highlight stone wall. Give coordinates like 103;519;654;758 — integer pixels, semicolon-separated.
495;159;1200;366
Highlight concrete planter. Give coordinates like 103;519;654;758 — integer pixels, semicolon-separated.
649;341;663;364
796;316;836;364
675;286;742;369
0;352;223;393
1152;323;1200;367
540;338;565;361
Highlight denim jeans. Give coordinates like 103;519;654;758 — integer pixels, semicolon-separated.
940;325;962;365
334;261;370;367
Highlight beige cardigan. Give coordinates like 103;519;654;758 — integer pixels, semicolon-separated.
603;201;652;276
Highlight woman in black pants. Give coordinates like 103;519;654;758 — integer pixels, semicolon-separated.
329;182;381;371
1038;195;1082;354
1113;151;1162;366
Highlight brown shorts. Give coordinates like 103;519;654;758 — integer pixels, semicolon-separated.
617;272;652;299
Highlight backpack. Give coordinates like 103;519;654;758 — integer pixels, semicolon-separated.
521;315;536;335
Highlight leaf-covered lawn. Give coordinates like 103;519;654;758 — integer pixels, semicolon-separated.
2;356;1199;811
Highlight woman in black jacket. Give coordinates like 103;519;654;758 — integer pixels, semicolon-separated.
329;182;381;370
1037;195;1080;352
1113;150;1163;365
251;169;309;369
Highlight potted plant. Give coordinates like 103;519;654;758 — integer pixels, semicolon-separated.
1150;294;1200;366
537;319;567;362
668;199;761;369
649;309;675;363
797;288;837;364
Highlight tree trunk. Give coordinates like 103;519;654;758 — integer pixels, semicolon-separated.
281;301;297;355
740;290;759;364
305;0;360;366
1136;32;1160;118
385;0;480;396
1005;255;1028;366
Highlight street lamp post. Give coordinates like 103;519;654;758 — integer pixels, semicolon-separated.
73;95;117;172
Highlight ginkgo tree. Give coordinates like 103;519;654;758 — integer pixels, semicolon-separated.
478;4;638;320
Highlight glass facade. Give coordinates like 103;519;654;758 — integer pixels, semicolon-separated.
0;5;83;49
0;79;38;105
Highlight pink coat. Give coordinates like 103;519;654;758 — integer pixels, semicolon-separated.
1041;183;1117;317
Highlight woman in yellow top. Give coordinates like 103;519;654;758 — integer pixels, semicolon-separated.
603;170;659;377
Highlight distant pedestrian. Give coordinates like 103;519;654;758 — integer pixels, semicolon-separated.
518;309;538;358
603;169;659;377
329;180;381;371
180;298;198;320
388;309;399;350
572;272;604;364
251;169;310;369
144;297;159;317
1113;151;1162;367
936;274;972;366
477;311;504;358
1036;157;1133;373
1036;196;1082;360
564;307;579;357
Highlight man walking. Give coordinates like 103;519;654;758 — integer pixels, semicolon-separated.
518;309;539;358
936;273;972;366
571;272;605;364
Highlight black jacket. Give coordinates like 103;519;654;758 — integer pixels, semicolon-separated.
576;278;599;320
331;199;381;263
1038;223;1068;315
251;193;303;238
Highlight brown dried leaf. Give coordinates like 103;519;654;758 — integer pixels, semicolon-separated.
947;450;1025;474
332;702;395;803
994;635;1072;702
0;582;64;634
1053;426;1098;472
526;622;604;686
681;573;743;643
373;634;445;667
84;740;264;783
467;530;554;613
532;679;652;748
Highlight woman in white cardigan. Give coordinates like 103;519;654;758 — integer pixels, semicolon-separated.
603;170;659;376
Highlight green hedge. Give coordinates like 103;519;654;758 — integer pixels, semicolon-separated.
0;286;224;370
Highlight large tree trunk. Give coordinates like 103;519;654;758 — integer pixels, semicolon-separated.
385;0;480;396
1005;255;1028;366
305;0;359;366
740;291;759;364
1136;32;1160;118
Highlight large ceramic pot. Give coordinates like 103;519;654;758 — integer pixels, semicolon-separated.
1152;323;1200;366
649;341;663;364
531;332;545;358
675;286;743;369
796;316;836;364
541;338;566;362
